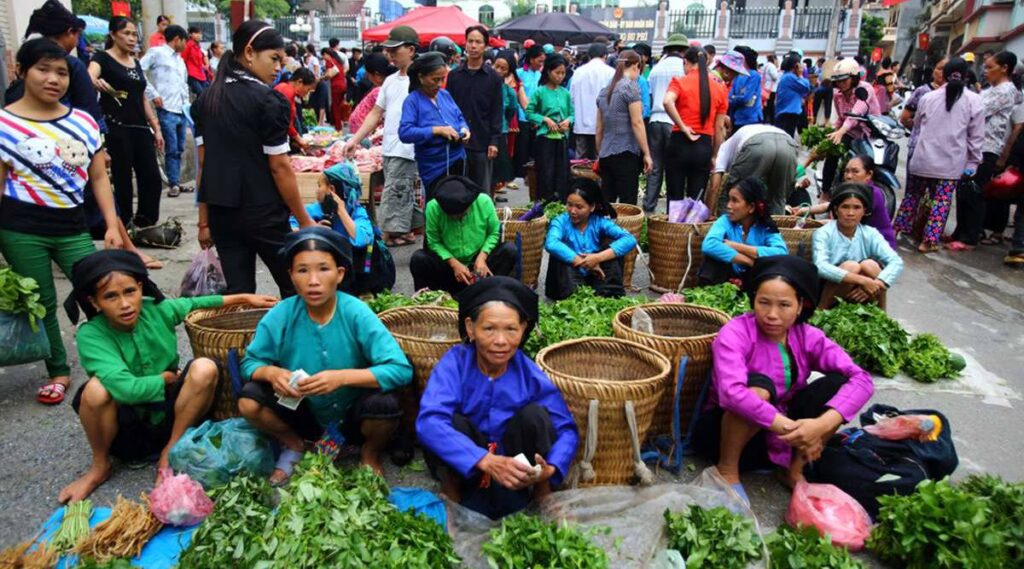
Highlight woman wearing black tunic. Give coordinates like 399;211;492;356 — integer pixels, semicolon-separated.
192;21;314;296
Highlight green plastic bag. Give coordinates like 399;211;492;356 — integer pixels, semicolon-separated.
0;311;51;366
168;418;275;489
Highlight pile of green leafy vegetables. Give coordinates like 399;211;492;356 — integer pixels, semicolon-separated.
683;283;750;317
663;506;763;569
766;524;864;569
800;125;846;161
0;267;46;331
482;513;609;569
365;289;458;314
301;108;317;129
544;201;567;221
523;286;645;357
179;455;460;568
868;475;1024;568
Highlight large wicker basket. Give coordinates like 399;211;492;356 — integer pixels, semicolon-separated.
773;215;824;262
499;207;549;289
612;203;644;290
377;306;461;393
536;337;670;486
613;303;730;439
647;216;713;293
184;305;271;420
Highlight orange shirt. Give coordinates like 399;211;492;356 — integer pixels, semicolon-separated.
273;82;300;141
666;72;728;136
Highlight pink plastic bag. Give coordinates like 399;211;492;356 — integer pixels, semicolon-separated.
863;414;942;442
786;481;871;551
150;469;214;526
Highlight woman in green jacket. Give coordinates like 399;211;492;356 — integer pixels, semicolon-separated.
526;55;573;202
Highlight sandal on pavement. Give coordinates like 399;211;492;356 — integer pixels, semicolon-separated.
1004;253;1024;265
167;185;181;198
918;243;940;254
385;237;414;247
945;241;975;251
980;235;1005;246
36;382;67;405
269;448;305;487
506;182;519;190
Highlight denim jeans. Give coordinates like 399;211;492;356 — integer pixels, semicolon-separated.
157;108;187;186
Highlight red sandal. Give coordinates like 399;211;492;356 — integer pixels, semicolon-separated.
36;382;67;405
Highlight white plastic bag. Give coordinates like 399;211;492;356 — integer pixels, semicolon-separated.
180;248;227;297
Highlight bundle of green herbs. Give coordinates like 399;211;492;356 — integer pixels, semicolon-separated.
766;524;864;569
683;283;750;317
0;267;46;331
482;513;609;569
663;506;763;569
365;289;458;314
50;499;92;552
799;125;846;161
543;201;567;221
523;286;645;357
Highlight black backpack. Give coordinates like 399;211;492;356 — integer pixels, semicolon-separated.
804;404;958;519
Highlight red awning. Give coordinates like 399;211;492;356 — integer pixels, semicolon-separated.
361;6;505;47
882;0;910;7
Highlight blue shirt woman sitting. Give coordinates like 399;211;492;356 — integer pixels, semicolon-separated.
544;179;637;300
700;177;788;285
417;277;578;519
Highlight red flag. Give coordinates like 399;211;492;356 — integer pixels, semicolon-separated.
110;1;130;17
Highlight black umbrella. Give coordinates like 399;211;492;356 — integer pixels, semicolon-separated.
494;12;618;45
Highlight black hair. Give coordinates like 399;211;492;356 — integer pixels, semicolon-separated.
306;43;317;55
495;50;520;87
991;51;1020;89
329;38;340;48
751;274;815;323
285;44;298;58
465;25;489;44
767;54;776;63
683;47;711;126
606;49;639;104
943;57;968;112
854;55;865;66
291;67;315;85
525;44;544;66
780;54;800;73
881;56;892;69
408;54;447;92
729;177;778;232
105;16;132;50
91;270;140;296
539;54;566;86
848;154;876;176
703;44;716;57
163;25;187;43
736;46;757;72
287;238;347;268
207;41;223;59
188;26;200;35
156;15;169;25
200;20;284;113
830;182;873;218
15;38;67;78
466;301;527;332
566;178;616;219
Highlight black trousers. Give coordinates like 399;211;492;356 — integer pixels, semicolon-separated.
208;204;295;297
954;152;998;245
665;133;712;204
409;242;517;295
465;150;494;194
424;403;556;520
982;152;1012;235
765;92;776;121
821;134;855;196
774;113;802;138
534;136;569;202
600;151;642;206
545;256;625;301
813;89;833;123
514;124;535;178
697;257;741;286
106;124;163;227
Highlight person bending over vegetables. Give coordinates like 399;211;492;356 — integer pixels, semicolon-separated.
59;249;277;503
812;183;903;310
693;255;874;503
544;179;637;300
700;177;788;285
239;227;412;485
417;277;579;519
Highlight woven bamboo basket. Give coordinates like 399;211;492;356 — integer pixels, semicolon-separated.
499;207;549;289
647;216;714;293
612;303;731;439
571;164;601;182
612;203;644;290
536;337;670;486
184;305;271;420
377;306;461;393
773;215;824;262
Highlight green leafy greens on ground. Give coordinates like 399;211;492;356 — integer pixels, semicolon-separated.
766;524;864;569
366;289;458;314
0;267;46;331
523;286;645;357
663;506;763;569
482;513;609;569
683;283;750;317
903;333;964;383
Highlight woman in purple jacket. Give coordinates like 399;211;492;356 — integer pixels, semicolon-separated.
693;255;874;503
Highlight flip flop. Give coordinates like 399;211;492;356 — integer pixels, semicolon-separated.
36;382;67;405
385;237;414;247
1004;254;1024;265
918;243;939;254
980;235;1005;246
945;241;975;252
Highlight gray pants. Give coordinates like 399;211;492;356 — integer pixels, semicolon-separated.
719;132;798;216
644;121;673;213
465;151;493;195
379;156;424;234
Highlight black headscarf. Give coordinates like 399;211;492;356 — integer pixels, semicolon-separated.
64;249;165;324
830;182;874;218
408;51;447;93
457;276;539;346
434;175;481;215
744;255;820;323
731;177;779;233
524;44;544;65
280;226;353;269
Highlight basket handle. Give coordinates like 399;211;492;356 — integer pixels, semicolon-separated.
625;400;655;486
567;399;599;488
676;227;696;294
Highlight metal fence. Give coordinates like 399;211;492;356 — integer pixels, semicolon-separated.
792;7;832;39
320;15;360;41
187;15;218;43
271;16;300;41
666;9;717;39
729;7;778;39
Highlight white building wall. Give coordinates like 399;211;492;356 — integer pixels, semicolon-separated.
436;0;511;26
5;0;74;51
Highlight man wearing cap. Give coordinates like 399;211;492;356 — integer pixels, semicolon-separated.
642;34;688;213
141;25;192;198
447;26;504;198
570;43;615;160
409;176;517;294
343;26;423;247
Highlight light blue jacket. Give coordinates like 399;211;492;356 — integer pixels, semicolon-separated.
812;222;904;287
545;212;637;273
702;216;788;273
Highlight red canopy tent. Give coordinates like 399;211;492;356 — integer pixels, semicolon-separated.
361;6;505;47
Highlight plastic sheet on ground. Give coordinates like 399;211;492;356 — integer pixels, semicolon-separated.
449;467;765;569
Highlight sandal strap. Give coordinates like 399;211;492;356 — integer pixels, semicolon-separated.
39;383;67;396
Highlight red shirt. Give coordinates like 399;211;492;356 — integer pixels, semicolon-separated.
183;39;207;82
149;32;165;48
274;82;300;141
324;54;347;93
667;72;728;136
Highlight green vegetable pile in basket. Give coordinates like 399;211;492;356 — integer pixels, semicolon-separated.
683;283;750;317
544;201;567;221
482;513;609;569
365;289;458;314
766;524;864;569
868;475;1024;568
523;286;645;357
663;506;763;569
0;267;46;331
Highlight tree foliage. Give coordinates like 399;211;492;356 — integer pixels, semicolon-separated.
214;0;293;19
859;14;885;57
72;0;142;20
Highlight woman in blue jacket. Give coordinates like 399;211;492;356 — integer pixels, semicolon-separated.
774;54;811;137
728;47;763;128
700;177;788;285
544;179;637;300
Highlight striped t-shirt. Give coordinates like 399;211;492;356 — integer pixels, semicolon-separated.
0;107;100;235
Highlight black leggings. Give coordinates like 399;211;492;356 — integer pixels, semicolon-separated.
545;255;625;301
775;113;802;138
600;151;642;206
665;133;712;206
409;243;518;295
534;136;569;202
106;124;163;227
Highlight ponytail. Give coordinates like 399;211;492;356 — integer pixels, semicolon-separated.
606;49;639;104
942;57;968;113
684;47;711;127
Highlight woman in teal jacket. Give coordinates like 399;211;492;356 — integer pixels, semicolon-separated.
700;177;788;285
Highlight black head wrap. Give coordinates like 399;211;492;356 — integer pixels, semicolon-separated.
830;182;873;218
280;226;353;269
744;255;820;323
731;177;778;233
433;175;481;215
408;51;447;92
26;0;85;39
64;249;165;324
457;276;539;346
